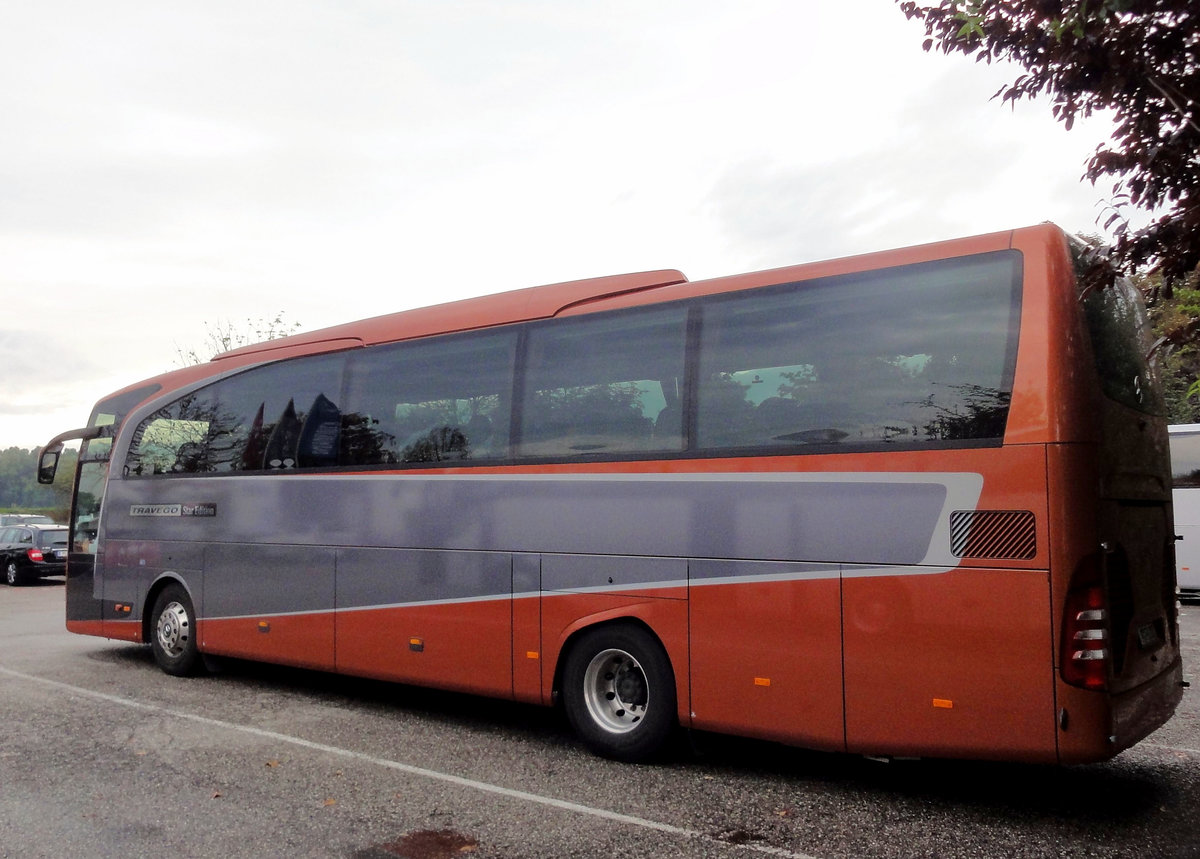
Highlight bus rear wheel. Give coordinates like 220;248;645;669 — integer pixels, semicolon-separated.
562;624;676;762
149;584;203;677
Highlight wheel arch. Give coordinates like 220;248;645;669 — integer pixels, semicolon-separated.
551;615;672;710
141;573;198;645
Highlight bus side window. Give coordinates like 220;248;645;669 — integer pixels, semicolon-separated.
342;328;518;467
696;255;1018;450
130;417;211;475
520;307;687;458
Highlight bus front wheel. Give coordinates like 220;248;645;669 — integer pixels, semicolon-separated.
561;624;676;762
149;584;203;677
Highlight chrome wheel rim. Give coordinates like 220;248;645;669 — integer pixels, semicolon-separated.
156;601;191;658
582;647;649;734
6;563;16;585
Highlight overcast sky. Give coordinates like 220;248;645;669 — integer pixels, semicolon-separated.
1;0;1130;451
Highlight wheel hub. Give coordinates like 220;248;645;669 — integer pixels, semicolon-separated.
583;648;649;734
156;602;191;657
614;665;647;706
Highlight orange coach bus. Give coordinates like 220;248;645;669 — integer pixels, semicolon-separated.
38;223;1183;763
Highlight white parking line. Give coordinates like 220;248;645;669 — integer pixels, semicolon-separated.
0;665;819;859
1140;741;1200;758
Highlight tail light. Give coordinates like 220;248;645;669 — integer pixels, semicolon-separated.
26;548;44;563
1061;578;1110;690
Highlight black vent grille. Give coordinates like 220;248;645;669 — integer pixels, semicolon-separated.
950;510;1036;560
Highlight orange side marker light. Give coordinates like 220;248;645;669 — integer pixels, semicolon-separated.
933;698;954;709
754;677;772;687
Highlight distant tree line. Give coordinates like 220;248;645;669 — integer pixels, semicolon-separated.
0;446;77;521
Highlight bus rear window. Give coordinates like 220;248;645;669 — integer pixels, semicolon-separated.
1079;274;1165;416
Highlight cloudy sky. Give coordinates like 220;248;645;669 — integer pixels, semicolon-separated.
2;0;1129;451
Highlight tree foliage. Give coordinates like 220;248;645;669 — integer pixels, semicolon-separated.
1141;268;1200;422
174;311;302;366
898;0;1200;286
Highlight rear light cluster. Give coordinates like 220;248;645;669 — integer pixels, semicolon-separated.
1061;581;1110;690
26;549;45;563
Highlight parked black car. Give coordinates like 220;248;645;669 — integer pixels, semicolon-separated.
0;524;68;585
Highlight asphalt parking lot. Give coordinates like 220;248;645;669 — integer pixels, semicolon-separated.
4;579;1200;859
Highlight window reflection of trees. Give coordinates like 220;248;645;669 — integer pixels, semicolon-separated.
916;384;1012;441
525;382;652;452
128;388;505;474
127;389;246;475
340;413;397;466
393;394;502;462
699;352;1013;449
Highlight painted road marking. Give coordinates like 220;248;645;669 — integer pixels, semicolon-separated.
0;665;819;859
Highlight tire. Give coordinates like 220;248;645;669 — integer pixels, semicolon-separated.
149;584;203;677
561;624;677;762
5;561;23;587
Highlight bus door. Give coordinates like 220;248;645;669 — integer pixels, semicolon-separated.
66;457;107;635
48;385;163;639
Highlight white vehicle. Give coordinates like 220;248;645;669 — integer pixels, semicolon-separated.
1170;424;1200;600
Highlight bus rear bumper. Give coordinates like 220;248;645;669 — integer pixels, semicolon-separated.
1110;654;1185;755
1056;655;1184;764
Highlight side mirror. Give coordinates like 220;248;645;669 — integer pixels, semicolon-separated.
37;447;62;485
36;425;106;485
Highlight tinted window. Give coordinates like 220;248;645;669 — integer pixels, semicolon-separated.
696;252;1021;450
519;306;688;457
1080;275;1165;416
1171;431;1200;488
342;329;518;465
73;461;105;553
127;332;518;474
35;529;68;549
123;251;1023;475
127;354;346;474
84;383;163;464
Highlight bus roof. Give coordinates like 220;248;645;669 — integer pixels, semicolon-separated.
211;226;1050;365
95;223;1071;408
212;269;688;362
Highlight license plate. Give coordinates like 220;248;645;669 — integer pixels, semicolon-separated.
54;550;67;560
1137;622;1162;650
